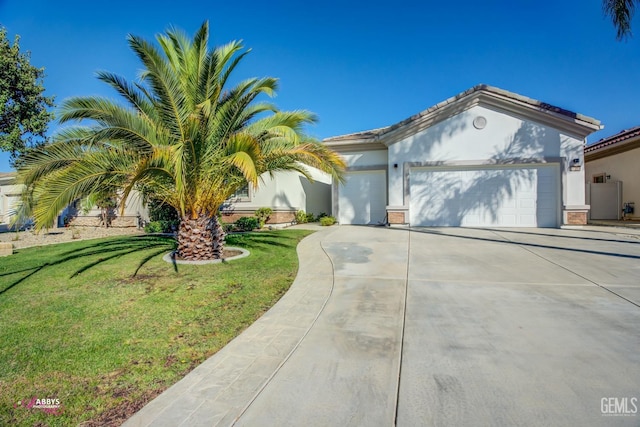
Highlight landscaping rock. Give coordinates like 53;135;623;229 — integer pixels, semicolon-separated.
0;242;13;256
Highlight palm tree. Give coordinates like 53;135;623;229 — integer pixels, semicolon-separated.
604;0;638;39
17;22;345;260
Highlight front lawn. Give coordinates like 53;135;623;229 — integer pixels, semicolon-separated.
0;230;312;426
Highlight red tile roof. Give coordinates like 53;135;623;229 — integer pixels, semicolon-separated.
584;127;640;153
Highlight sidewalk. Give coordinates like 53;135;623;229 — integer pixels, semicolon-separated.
587;219;640;229
123;227;338;426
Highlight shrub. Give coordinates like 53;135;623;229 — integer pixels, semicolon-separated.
144;220;178;233
295;210;308;224
320;216;337;226
235;216;259;232
305;212;315;223
255;207;272;228
144;221;164;233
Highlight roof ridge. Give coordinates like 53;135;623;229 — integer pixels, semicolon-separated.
324;84;600;144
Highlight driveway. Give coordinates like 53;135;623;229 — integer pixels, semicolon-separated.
126;225;640;426
398;227;640;426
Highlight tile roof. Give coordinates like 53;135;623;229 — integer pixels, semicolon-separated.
584;126;640;153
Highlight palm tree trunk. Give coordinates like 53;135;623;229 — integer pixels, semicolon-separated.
177;214;225;260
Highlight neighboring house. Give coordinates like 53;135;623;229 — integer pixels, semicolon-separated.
584;127;640;220
324;84;601;227
221;168;332;224
0;172;149;228
58;194;149;228
0;172;22;226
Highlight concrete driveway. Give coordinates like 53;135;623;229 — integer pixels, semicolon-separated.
126;225;640;426
399;227;640;426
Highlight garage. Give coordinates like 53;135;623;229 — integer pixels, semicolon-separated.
409;164;559;227
338;170;387;225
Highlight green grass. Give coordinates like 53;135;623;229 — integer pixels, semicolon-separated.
0;230;313;426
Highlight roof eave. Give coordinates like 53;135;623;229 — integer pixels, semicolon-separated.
323;139;387;152
379;89;601;145
585;134;640;161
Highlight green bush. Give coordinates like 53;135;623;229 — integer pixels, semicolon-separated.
295;210;308;224
320;216;337;226
235;216;259;232
305;212;316;223
144;220;178;233
144;221;164;233
255;207;272;228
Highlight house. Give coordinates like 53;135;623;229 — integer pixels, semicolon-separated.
584;127;640;220
324;84;601;227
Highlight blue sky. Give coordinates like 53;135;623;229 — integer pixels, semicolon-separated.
0;0;638;172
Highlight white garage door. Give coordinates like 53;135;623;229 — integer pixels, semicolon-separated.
409;165;559;227
338;170;387;225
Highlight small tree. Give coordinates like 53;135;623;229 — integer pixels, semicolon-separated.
81;192;118;228
0;27;55;163
96;195;117;228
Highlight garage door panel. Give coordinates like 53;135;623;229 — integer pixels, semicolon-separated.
519;199;535;209
500;214;517;226
410;165;559;227
338;171;387;225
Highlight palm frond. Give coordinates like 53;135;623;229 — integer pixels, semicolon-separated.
603;0;637;39
96;71;157;120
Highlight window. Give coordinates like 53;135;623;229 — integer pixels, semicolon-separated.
231;184;250;201
593;173;606;183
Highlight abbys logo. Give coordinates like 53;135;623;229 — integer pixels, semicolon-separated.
14;397;63;415
601;397;638;416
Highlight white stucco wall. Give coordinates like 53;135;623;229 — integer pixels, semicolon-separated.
231;168;332;215
340;150;388;168
585;148;640;215
0;183;23;224
386;105;586;209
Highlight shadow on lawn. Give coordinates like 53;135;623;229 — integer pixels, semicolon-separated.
0;235;177;296
225;231;293;250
